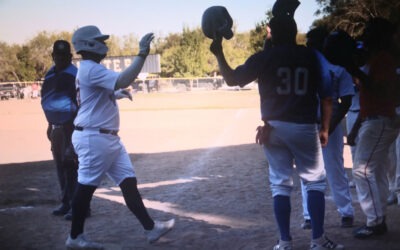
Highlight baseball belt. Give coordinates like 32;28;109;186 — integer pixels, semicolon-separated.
75;126;119;136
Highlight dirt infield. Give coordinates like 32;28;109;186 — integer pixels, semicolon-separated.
0;91;399;250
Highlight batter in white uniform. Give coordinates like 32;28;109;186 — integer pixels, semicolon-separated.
65;25;174;250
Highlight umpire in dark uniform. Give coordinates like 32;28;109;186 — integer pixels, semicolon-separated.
41;40;79;220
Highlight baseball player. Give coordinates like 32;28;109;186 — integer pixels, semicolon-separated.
300;28;355;230
65;26;174;249
40;40;80;220
350;17;399;239
386;26;400;206
209;12;344;250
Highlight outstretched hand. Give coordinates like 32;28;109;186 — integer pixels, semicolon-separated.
139;33;155;57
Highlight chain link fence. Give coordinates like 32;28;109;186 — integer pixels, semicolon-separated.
0;77;257;100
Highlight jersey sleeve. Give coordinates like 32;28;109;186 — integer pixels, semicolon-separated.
89;64;119;90
232;52;264;87
338;67;355;97
315;50;333;98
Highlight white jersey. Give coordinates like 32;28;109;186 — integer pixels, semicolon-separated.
74;60;120;130
328;63;355;115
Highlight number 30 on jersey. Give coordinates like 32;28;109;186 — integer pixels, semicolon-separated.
276;67;309;95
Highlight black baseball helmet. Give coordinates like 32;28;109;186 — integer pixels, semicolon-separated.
201;6;233;40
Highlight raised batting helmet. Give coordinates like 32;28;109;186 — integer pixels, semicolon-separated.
201;6;233;40
72;25;110;55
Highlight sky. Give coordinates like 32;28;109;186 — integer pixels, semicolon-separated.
0;0;321;45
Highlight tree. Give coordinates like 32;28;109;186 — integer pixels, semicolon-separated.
161;27;210;77
314;0;400;37
0;42;21;81
249;11;272;53
27;31;64;80
106;35;123;57
120;34;139;56
16;46;36;81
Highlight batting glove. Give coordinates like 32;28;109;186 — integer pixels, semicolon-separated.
138;33;154;58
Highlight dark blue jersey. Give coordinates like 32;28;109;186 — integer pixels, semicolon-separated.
41;64;78;125
232;45;331;123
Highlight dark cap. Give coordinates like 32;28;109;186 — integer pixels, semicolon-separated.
52;40;71;54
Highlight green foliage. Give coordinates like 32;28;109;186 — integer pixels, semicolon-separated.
2;1;397;82
313;0;400;37
16;46;36;81
0;42;20;81
160;27;252;77
249;10;272;53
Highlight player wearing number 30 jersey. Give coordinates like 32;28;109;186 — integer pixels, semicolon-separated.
210;11;344;250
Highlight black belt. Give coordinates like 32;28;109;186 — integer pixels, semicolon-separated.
75;126;118;136
348;109;360;112
52;124;65;129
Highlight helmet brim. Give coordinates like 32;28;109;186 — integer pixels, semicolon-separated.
94;35;110;41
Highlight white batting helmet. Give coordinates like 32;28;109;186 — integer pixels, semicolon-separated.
72;25;110;55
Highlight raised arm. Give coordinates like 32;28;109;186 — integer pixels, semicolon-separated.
209;37;238;86
115;33;154;90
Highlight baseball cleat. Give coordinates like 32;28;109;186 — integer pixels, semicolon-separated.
273;239;293;250
310;234;344;249
52;204;70;216
65;234;103;249
145;219;175;243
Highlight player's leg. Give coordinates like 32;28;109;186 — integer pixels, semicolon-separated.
63;155;79;220
300;181;311;229
386;142;397;205
395;134;400;204
322;126;354;226
62;126;79;220
263;121;296;248
70;183;96;238
51;127;70;215
264;144;293;239
352;119;398;238
375;155;390;218
288;123;343;248
66;131;111;249
285;123;325;239
119;177;154;229
66;183;103;249
109;141;175;243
